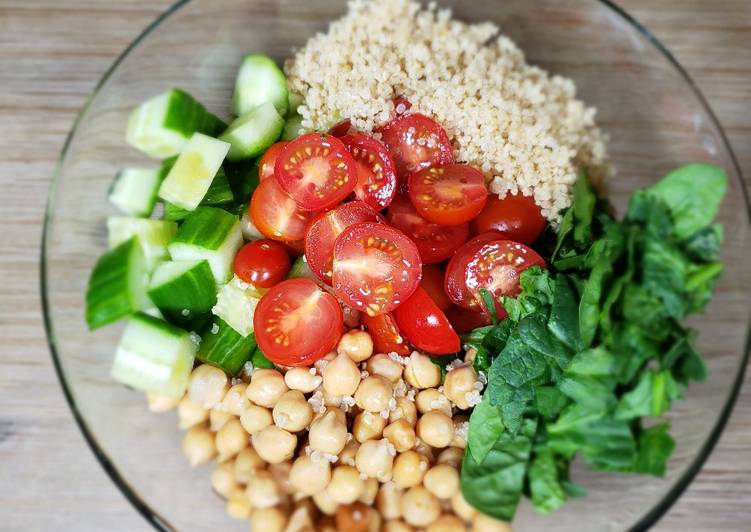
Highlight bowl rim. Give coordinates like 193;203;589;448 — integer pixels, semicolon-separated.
40;0;751;530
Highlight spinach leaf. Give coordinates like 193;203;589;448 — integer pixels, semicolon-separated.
548;275;583;351
572;172;596;246
467;395;505;464
529;450;567;514
629;423;675;476
548;414;636;471
534;387;570;419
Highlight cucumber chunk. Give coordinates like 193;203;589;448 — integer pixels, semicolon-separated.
224;159;259;204
288;92;304;115
211;275;262;337
198;318;257;375
110;313;197;398
232;54;289;117
288;254;319;282
163;168;235;221
147;260;217;322
126;89;226;159
240;208;265;241
107;217;177;271
250;347;275;370
281;112;305;141
108;168;161;217
219;102;284;161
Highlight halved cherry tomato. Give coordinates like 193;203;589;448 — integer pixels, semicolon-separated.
332;222;422;316
233;239;290;288
445;239;546;313
471;193;547;244
419;265;451;312
445;305;494;334
250;177;319;242
393;286;460;355
258;141;288;181
329;119;353;138
341;134;398;210
379;113;454;179
465;231;508;248
304;201;383;284
253;278;343;366
361;312;410;356
393;96;412;115
275;133;357;211
284;238;305;257
408;163;488;226
386;195;468;264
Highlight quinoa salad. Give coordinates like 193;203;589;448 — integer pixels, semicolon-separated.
86;1;727;531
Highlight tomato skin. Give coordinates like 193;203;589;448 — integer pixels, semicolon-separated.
465;231;508;248
361;313;410;356
250;177;319;242
419;265;451;312
233;239;291;288
379;113;454;180
275;133;358;211
258;141;288;181
329;119;353;138
386;195;469;264
392;96;412;115
445;305;493;333
253;278;343;366
408;163;488;226
341;134;398;210
471;193;547;244
393;286;460;355
284;238;305;257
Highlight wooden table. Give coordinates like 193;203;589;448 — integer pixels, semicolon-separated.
1;1;749;530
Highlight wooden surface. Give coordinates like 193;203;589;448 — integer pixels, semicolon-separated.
0;1;749;530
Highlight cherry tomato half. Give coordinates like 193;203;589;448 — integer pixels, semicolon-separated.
253;278;343;366
250;177;319;242
329;119;353;138
445;239;546;313
386;195;469;264
393;286;460;355
445;305;493;334
408;163;488;226
304;200;383;284
361;312;410;356
284;238;305;257
332;222;422;316
341;134;398;210
392;96;412;115
471;193;547;244
420;265;451;312
233;239;291;288
258;141;288;181
379;113;454;180
275;133;357;211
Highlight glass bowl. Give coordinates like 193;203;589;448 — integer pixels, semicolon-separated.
42;0;750;530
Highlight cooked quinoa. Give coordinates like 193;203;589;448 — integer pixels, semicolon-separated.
284;0;608;221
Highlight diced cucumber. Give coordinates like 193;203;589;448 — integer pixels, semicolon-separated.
110;313;197;398
288;254;318;282
86;237;151;330
224;159;259;203
163;202;191;222
281;112;305;141
232;55;289;117
107;217;177;270
219;102;284;161
168;207;242;283
148;260;217;321
163;169;235;221
288;92;304;114
250;347;275;369
211;275;262;337
198;318;257;375
240;209;265;241
108;168;161;217
158;133;230;211
126;89;227;159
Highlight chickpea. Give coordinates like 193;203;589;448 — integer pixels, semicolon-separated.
239;404;272;434
323;386;344;407
209;409;233;432
359;477;379;505
444;365;479;410
472;513;512;532
415;388;452;416
318;516;338;532
181;425;216;466
376;481;403;520
289;455;332;495
366;353;403;383
451;415;468;449
336;501;377;532
250;506;287;532
355;375;393;412
392;450;429;489
323;352;361;396
267;460;294;495
245;470;282;508
383;418;416;452
427;514;467;532
284;367;323;393
218;383;249;415
404;352;441;389
211;461;239;498
338;330;374;362
384;521;414;532
339;439;360;467
414;437;436;463
353;410;388;442
188;364;229;408
234;447;264;483
436;447;464;469
177;397;208;429
417;411;454;448
246;369;288;408
389;397;418;426
215;418;249;461
313;489;339;515
313;405;347;426
327;465;364;504
251;425;296;464
424;464;459;499
286;501;315;532
272;390;313;432
146;391;179;412
225;491;250;519
309;409;349;455
401;486;441;527
451;491;478;522
356;439;396;482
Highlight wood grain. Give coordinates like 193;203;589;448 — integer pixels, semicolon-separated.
0;1;749;530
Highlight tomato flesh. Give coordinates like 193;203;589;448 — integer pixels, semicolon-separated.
445;305;494;334
386;195;468;264
329;119;353;138
361;312;410;356
341;134;398;211
253;278;343;366
304;201;383;284
258;141;288;181
419;265;451;312
250;177;319;242
379;113;454;180
392;96;412;115
408;163;488;226
393;286;460;355
275;133;357;211
332;222;422;316
233;239;290;288
471;193;547;244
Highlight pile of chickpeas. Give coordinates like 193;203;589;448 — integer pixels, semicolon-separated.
148;329;512;532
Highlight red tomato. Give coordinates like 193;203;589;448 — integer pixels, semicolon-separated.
445;305;494;333
445;239;546;313
361;313;410;356
250;177;319;242
408;164;488;226
332;222;422;316
233;239;291;288
419;265;451;312
393;286;460;354
329;119;353;138
471;193;547;244
284;238;305;257
253;278;343;366
379;113;454;180
275;133;357;211
386;195;469;264
393;96;412;115
304;201;383;284
258;141;288;181
341;134;398;210
465;231;508;248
